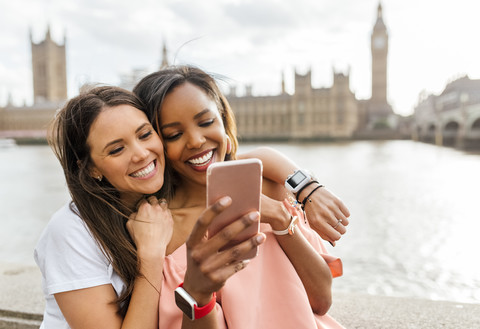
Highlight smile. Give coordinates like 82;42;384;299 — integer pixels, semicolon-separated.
130;160;156;178
187;150;213;166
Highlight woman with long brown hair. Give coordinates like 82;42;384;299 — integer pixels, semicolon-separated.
34;86;262;329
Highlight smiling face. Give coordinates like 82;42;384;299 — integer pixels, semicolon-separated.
87;104;165;205
159;82;228;187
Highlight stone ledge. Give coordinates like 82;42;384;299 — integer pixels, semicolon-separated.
2;263;480;328
329;292;480;329
0;309;42;329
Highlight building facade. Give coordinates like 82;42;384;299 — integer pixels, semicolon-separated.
31;26;68;104
227;2;395;141
0;103;58;141
229;70;358;141
0;27;67;141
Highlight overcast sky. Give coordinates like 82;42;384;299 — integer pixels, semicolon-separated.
1;0;479;116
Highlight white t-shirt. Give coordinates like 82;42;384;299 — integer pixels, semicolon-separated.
34;202;125;329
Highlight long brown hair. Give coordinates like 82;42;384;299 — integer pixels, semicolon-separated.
48;86;163;315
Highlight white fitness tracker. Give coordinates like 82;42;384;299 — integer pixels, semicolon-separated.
284;169;312;193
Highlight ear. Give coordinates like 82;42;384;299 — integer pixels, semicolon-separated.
226;135;232;154
89;167;103;182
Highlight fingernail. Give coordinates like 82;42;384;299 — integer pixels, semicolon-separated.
256;234;266;244
248;211;259;222
219;196;231;206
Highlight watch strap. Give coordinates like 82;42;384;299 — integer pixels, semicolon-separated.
178;282;217;320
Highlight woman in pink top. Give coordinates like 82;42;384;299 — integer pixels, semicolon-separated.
134;65;348;328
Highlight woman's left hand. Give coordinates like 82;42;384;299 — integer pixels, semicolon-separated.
127;196;174;259
299;185;350;246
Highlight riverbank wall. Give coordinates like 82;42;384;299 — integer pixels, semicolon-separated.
1;263;479;329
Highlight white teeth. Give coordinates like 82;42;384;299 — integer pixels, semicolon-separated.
131;161;155;178
188;150;213;166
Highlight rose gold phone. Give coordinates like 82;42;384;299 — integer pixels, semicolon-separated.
206;158;262;260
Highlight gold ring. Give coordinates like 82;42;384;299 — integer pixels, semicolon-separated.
333;219;342;229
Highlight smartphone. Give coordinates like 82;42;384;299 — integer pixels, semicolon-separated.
206;158;262;260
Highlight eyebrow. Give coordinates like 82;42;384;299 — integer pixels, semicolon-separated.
102;123;150;152
160;109;212;130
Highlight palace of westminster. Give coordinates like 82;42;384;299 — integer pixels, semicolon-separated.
1;3;479;148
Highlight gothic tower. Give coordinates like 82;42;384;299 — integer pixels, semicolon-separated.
368;2;393;124
371;2;388;105
160;40;169;68
30;26;67;104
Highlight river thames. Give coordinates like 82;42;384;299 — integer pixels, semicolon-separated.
0;140;479;304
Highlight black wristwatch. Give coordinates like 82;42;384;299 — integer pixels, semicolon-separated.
285;169;312;193
174;283;217;321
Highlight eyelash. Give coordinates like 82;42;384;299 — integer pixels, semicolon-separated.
200;118;215;127
108;147;123;156
107;130;153;155
140;130;153;139
163;118;216;142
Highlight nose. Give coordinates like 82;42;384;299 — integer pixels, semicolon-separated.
186;129;206;149
131;142;149;162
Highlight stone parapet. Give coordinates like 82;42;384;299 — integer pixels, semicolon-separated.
1;263;479;328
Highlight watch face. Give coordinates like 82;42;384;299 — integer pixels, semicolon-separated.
175;288;195;320
287;171;307;187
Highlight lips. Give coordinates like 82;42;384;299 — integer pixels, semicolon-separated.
187;150;213;166
185;149;215;172
130;160;156;178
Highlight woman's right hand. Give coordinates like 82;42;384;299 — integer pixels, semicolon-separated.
127;196;174;259
182;196;266;304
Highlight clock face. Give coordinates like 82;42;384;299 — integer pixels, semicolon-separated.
374;36;385;49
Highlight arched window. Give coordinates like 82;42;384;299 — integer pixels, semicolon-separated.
471;118;480;130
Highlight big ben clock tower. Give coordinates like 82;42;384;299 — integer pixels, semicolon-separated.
369;2;392;118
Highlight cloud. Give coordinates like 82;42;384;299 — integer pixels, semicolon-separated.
222;0;296;28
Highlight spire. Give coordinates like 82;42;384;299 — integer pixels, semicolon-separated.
281;71;286;94
46;24;51;41
7;93;13;107
161;40;169;68
373;2;386;30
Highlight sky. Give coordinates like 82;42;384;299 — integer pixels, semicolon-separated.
1;0;479;116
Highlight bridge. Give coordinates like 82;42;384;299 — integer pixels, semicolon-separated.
412;76;480;150
413;102;480;150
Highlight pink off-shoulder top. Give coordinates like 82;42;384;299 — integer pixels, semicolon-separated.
158;200;344;329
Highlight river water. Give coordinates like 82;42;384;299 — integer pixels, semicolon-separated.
1;140;479;304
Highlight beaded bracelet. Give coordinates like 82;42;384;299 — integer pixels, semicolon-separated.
301;184;325;210
295;180;319;203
